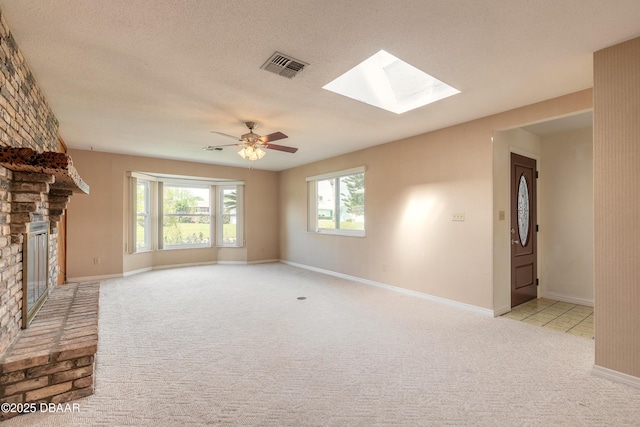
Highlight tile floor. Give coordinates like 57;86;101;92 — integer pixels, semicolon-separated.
502;298;594;339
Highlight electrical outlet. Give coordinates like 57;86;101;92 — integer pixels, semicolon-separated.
93;257;101;265
452;212;465;221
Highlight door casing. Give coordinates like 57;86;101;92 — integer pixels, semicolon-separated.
510;153;537;307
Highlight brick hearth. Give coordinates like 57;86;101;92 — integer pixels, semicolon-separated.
0;282;99;421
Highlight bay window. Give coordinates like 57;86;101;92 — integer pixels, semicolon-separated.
128;172;244;253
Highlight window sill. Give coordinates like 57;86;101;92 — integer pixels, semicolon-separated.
132;245;246;254
312;229;366;238
161;245;213;250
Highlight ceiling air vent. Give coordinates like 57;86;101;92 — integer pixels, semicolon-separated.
261;52;308;79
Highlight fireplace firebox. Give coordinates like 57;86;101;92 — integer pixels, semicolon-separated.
22;221;49;328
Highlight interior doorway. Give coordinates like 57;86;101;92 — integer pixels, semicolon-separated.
492;111;594;315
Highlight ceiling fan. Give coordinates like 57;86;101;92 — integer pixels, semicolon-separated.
203;121;298;161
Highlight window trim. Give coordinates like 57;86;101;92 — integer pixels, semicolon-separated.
306;166;366;237
129;173;158;254
305;166;365;183
217;185;244;247
136;178;152;251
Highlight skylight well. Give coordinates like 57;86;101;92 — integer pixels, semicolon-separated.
323;50;459;114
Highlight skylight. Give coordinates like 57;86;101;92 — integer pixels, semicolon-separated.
323;50;460;114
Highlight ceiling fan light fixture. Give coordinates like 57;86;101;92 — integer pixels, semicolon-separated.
211;121;296;160
237;146;266;161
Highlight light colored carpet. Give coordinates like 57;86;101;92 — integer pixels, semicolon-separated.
6;263;640;426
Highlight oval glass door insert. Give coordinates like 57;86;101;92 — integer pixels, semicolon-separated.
517;174;529;246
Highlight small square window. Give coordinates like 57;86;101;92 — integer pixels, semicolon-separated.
308;168;365;237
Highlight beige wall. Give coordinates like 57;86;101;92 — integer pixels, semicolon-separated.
539;127;594;305
280;90;592;311
593;37;640;378
66;149;279;280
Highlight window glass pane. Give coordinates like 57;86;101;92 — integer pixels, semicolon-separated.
163;185;210;247
308;170;365;235
221;188;237;244
136;180;150;250
317;178;336;229
338;173;365;231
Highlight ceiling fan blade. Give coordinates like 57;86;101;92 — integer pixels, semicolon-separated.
264;143;298;153
203;143;241;151
211;131;241;140
259;132;288;143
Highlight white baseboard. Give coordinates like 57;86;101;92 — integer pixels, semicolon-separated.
280;260;494;317
122;262;218;277
152;261;218;271
72;259;279;282
493;305;512;317
123;267;152;277
66;273;122;283
178;259;279;266
541;291;594;307
593;365;640;389
248;259;279;265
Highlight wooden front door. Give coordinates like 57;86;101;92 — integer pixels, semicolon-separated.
510;153;537;307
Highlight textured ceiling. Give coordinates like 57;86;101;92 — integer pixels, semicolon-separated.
0;0;638;171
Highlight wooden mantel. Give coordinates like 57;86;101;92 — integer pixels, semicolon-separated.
0;147;89;194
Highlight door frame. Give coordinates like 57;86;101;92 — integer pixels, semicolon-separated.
492;128;541;316
510;152;538;307
492;112;595;316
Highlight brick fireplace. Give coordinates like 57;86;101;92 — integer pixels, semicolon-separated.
0;9;95;419
0;7;93;352
0;149;91;420
0;148;89;351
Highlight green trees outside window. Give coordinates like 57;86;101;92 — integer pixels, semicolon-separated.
163;185;211;247
130;173;244;252
317;172;364;231
221;188;237;244
136;180;150;250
